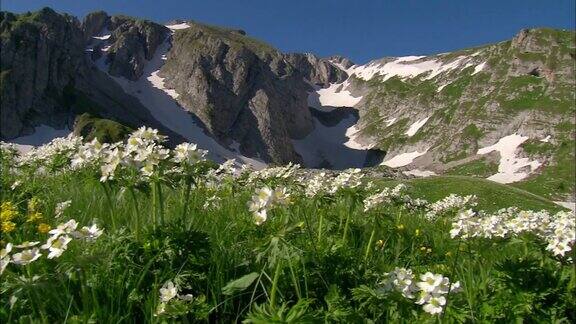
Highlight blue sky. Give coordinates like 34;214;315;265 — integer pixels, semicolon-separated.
3;0;574;63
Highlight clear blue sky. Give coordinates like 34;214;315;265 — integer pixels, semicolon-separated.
2;0;574;63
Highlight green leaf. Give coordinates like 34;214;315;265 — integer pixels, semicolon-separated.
222;272;260;296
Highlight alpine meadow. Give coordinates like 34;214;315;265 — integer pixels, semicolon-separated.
0;4;575;323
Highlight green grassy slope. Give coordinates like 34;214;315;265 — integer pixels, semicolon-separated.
375;175;564;212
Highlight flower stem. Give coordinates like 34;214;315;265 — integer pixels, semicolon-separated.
128;187;140;239
270;260;282;308
156;182;164;226
181;176;193;219
101;182;116;230
364;226;376;264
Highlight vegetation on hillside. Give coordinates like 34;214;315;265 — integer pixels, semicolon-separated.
1;128;574;322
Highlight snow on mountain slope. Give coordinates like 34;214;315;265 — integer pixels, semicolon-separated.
381;149;428;168
334;54;478;83
477;134;542;184
292;115;369;169
166;23;191;30
307;80;362;110
405;117;430;137
88;29;266;169
9;125;71;153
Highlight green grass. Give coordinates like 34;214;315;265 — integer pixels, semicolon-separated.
514;138;576;200
375;175;563;212
0;145;574;323
446;158;499;178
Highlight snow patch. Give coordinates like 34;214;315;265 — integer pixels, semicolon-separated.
477;134;541;184
92;34;110;40
9;125;71;153
349;56;468;82
381;149;428;168
540;135;552;143
403;169;436;177
307;80;362;109
386;118;397;127
472;62;486;75
405;117;430;137
437;83;448;92
166;23;191;30
344;125;372;150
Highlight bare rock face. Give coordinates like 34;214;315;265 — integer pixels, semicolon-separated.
0;8;186;143
159;23;319;164
283;53;348;85
81;10;108;41
106;16;170;80
0;8;85;139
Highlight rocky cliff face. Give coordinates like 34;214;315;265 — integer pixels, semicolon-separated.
0;8;185;143
0;8;85;139
159;23;337;163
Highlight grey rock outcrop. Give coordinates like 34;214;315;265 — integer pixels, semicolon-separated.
105;15;169;80
159;23;318;164
81;10;108;41
0;8;85;139
0;8;185;143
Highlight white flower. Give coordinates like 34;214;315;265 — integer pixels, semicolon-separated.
254;209;268;226
422;295;446;315
173;142;207;165
41;235;72;259
0;258;9;275
0;243;12;259
272;187;291;206
11;181;21;190
49;219;79;237
73;224;104;241
159;280;178;303
55;200;72;218
12;248;42;265
14;241;40;248
416;272;445;293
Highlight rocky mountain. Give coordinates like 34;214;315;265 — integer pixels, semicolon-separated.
327;28;575;199
1;8;574;199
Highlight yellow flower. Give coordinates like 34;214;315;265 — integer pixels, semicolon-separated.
415;229;421;236
426;248;432;254
376;239;384;248
420;246;426;251
38;223;51;234
396;224;405;230
0;201;19;221
1;221;16;233
27;211;43;223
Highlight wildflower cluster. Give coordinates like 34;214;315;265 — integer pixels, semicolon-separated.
247;186;291;225
425;194;477;219
156;280;194;316
248;162;300;183
379;267;461;315
304;168;364;197
363;184;407;211
1;219;103;275
451;208;575;258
